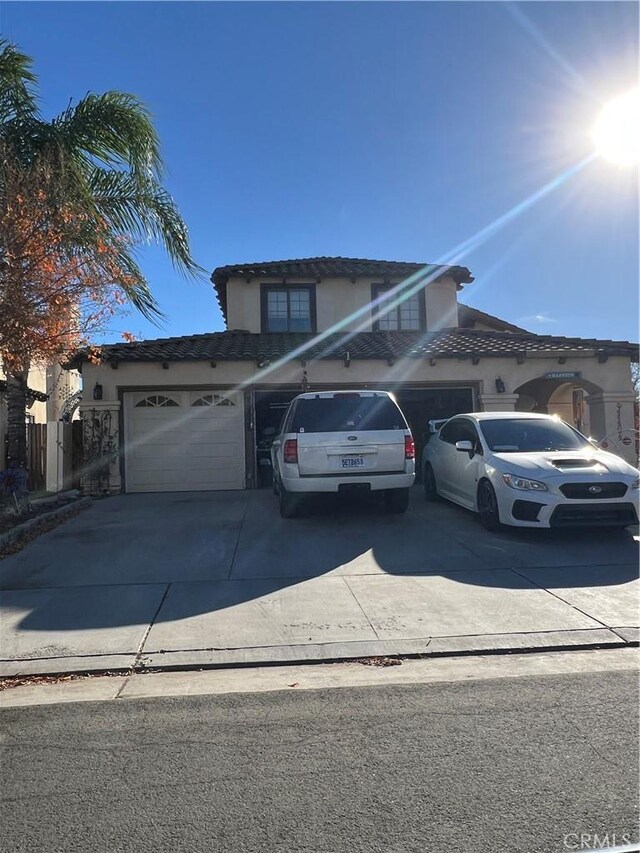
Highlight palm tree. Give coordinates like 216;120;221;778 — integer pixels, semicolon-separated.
0;40;201;475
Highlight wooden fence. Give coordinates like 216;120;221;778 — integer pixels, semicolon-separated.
26;423;47;493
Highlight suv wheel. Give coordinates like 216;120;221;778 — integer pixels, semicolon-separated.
423;464;439;502
279;486;300;519
384;488;410;514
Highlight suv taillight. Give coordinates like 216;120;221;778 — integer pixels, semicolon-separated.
283;438;298;464
404;435;415;460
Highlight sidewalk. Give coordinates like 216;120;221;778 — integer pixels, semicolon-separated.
1;490;638;676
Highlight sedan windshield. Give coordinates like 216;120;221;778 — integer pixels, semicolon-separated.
479;418;590;453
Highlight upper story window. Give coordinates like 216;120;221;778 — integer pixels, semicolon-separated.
371;284;424;331
261;285;316;333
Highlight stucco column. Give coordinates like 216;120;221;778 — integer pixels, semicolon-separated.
586;391;637;463
479;393;519;412
78;401;122;494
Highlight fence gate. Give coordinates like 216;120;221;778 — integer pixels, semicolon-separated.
26;423;47;492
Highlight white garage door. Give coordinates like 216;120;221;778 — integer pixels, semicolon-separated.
124;389;245;492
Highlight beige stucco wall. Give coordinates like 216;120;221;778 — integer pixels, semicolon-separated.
0;362;81;425
83;356;632;402
81;351;633;402
225;274;460;334
78;349;637;492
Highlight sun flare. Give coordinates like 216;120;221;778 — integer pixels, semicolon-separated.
591;89;640;167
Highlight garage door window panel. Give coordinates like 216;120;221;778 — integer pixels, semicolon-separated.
192;394;236;407
135;395;180;408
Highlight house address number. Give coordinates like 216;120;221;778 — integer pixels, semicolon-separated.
544;371;581;380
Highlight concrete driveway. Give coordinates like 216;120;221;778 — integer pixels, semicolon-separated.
1;488;638;675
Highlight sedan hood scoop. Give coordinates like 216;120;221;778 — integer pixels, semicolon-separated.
550;458;605;470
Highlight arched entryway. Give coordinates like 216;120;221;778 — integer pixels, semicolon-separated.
514;375;603;436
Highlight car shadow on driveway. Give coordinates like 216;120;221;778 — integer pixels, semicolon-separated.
0;489;638;638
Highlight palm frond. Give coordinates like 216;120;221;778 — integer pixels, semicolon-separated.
102;243;162;322
89;167;203;278
54;92;163;178
0;40;39;124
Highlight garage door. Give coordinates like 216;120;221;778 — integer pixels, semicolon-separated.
124;390;245;492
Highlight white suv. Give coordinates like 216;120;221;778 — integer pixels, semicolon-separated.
271;390;415;517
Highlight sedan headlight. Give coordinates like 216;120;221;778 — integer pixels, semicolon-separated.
631;476;640;490
502;473;548;492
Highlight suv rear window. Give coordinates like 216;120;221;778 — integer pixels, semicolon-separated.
290;395;407;433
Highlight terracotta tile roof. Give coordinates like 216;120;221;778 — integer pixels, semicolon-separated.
72;328;639;367
211;257;474;321
458;304;530;333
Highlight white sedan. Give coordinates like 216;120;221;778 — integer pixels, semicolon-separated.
422;411;639;530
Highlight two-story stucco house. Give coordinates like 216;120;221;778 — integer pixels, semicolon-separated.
71;257;638;493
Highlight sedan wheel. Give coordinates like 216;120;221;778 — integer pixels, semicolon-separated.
477;480;501;531
423;464;439;502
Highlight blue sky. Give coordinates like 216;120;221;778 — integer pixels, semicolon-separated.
2;1;638;342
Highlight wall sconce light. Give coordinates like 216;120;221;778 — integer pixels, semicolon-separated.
429;358;437;367
387;358;395;367
471;354;480;366
300;359;307;368
161;362;169;370
558;357;567;365
92;382;103;401
210;361;217;368
344;351;351;368
495;377;506;394
516;352;526;365
257;358;271;369
110;360;119;370
596;350;608;364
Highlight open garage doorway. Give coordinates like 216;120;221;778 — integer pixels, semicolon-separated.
393;388;475;476
255;390;300;488
253;386;475;487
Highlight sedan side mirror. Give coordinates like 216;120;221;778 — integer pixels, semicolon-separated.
455;440;474;453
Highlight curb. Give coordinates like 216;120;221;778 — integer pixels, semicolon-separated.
30;490;81;509
0;497;92;555
1;646;638;708
1;630;637;680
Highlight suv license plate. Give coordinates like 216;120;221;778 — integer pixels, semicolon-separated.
341;456;364;468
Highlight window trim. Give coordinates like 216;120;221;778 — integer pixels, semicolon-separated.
261;284;317;334
371;283;426;332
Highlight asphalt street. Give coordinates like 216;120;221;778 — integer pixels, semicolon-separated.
1;669;638;853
